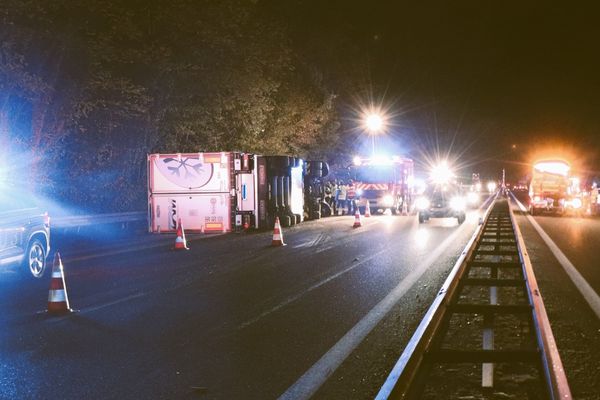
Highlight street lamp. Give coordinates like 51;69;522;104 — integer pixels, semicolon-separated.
365;113;384;156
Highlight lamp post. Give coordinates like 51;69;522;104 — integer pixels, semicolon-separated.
365;113;383;156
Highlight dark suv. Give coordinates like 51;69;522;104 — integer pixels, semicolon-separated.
415;184;467;224
0;191;50;278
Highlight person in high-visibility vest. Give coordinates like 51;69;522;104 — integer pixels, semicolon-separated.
347;180;357;215
337;183;347;215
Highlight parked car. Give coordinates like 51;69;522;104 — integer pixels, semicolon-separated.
0;191;50;278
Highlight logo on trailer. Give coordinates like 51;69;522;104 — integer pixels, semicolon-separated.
155;156;214;188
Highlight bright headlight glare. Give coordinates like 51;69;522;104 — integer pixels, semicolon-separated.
356;188;364;196
467;192;479;204
450;196;466;210
572;198;582;209
415;197;430;210
382;195;394;206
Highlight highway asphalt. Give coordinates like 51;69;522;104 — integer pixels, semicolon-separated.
2;196;599;400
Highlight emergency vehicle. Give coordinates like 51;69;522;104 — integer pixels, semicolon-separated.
147;152;329;232
348;155;414;214
528;159;582;215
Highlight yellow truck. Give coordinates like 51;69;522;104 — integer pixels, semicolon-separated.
528;160;582;215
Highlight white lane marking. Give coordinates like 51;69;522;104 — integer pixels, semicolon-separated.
237;248;392;330
292;232;325;249
277;217;473;400
240;217;415;330
512;194;600;320
81;292;146;314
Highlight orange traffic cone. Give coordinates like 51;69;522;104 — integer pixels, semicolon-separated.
271;217;286;246
47;252;74;315
353;209;362;228
364;202;371;217
174;218;189;250
402;201;408;216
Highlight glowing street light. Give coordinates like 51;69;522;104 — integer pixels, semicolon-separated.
365;114;383;131
364;113;385;156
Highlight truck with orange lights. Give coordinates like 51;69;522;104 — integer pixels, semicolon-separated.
147;152;329;233
528;160;582;215
348;155;414;215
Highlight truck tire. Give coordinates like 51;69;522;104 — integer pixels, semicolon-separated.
23;238;47;279
280;215;292;227
321;161;329;177
418;212;426;223
308;161;323;177
457;213;466;224
268;156;290;171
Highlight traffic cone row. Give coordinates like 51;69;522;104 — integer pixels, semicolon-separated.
174;218;189;250
271;217;286;246
47;252;73;315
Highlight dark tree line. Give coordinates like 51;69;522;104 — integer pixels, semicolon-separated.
0;0;343;212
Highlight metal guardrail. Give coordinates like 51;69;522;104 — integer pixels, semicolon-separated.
376;194;571;399
51;211;146;229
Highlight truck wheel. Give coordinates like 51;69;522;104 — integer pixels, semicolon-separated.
320;161;329;177
529;206;535;216
320;202;331;217
280;215;292;227
268;156;291;171
309;161;323;177
418;213;425;223
23;238;47;279
457;213;466;224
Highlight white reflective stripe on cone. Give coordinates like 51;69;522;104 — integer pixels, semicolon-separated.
48;289;67;302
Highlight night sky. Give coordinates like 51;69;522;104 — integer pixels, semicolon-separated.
266;1;600;180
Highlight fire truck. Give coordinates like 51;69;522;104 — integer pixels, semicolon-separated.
348;155;414;215
147;152;329;233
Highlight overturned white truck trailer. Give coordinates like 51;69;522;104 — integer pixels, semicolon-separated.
147;152;328;233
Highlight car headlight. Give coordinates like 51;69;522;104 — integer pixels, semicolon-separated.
415;197;430;210
356;188;364;196
382;195;394;206
467;192;479;204
572;198;582;209
450;196;466;211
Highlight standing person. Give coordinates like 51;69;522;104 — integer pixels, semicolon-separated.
337;182;347;215
347;180;356;214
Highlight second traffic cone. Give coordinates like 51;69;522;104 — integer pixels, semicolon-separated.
353;209;362;228
402;201;408;216
271;217;286;246
364;201;371;217
174;218;189;250
47;252;73;315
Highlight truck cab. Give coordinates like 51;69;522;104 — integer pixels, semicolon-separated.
349;155;414;215
528;160;570;215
